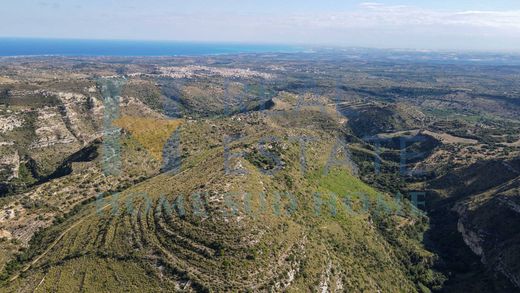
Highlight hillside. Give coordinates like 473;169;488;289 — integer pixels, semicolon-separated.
0;87;446;291
1;54;520;292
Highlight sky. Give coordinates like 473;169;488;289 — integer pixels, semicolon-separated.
2;0;520;51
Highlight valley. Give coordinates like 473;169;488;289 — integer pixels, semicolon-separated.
0;51;520;292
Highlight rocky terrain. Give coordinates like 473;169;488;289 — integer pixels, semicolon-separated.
0;52;519;292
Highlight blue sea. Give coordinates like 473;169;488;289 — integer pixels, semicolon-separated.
0;38;303;57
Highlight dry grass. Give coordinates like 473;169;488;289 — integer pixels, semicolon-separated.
113;116;182;161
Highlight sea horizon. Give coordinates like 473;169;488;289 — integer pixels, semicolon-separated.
0;37;304;57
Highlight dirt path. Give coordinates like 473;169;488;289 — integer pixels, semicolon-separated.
8;168;190;284
8;203;111;283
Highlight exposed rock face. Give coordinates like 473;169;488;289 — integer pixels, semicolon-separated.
29;90;106;150
0;150;19;181
31;106;77;149
88;95;104;117
457;220;484;258
1;87;164;193
32;91;160;150
453;185;520;289
56;92;93;142
53;91;104;143
0;115;23;133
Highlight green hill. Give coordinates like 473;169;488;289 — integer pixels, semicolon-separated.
2;108;443;292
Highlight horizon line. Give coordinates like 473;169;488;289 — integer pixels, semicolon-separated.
1;36;520;55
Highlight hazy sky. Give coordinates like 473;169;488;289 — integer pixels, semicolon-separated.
2;0;520;51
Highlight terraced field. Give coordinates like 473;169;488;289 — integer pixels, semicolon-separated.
5;53;519;291
2;108;441;292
